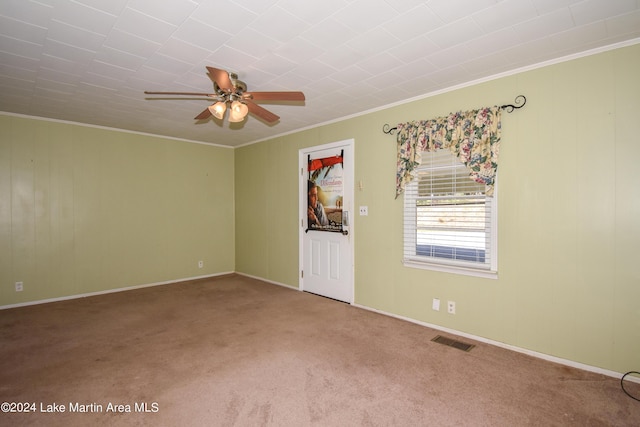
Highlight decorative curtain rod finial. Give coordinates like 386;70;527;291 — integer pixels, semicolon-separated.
382;94;527;136
382;123;396;135
500;95;526;113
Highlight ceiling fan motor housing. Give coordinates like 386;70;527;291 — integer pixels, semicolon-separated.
215;73;247;97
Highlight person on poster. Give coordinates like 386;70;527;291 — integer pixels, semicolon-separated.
307;180;328;227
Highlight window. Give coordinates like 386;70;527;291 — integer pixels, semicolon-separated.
403;149;497;278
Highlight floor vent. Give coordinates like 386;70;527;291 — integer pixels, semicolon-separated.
431;335;475;352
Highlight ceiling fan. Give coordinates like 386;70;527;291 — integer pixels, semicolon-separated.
144;66;305;124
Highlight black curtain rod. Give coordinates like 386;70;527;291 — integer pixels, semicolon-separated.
382;95;527;135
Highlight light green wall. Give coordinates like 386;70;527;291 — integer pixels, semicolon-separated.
235;43;640;374
234;136;303;285
0;116;235;306
1;44;637;375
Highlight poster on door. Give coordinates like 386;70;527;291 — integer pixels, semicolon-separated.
307;153;344;233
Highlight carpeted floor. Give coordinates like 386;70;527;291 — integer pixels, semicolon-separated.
1;274;638;426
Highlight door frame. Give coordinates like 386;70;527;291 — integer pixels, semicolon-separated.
298;139;355;304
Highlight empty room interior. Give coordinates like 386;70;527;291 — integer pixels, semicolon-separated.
1;1;640;425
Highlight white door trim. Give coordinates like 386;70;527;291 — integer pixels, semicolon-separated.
299;139;355;304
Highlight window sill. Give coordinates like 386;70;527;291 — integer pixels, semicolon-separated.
403;258;498;279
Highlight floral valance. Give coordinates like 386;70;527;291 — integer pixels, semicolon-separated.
395;106;502;198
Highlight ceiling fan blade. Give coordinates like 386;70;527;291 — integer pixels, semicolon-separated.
145;91;212;96
206;66;233;91
245;100;279;123
244;91;305;101
194;107;212;120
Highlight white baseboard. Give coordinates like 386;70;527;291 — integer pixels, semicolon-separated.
234;272;636;382
352;302;638;384
235;272;299;290
0;271;234;310
4;271;637;385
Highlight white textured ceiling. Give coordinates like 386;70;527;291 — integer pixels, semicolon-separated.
1;0;639;147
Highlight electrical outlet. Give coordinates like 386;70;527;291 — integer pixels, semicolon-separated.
447;301;456;314
15;281;23;292
432;298;440;311
198;261;203;268
359;206;368;216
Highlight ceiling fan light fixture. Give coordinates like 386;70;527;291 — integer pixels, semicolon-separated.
228;100;248;122
208;101;226;120
228;111;246;122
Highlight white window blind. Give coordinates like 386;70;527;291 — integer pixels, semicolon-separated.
403;149;497;277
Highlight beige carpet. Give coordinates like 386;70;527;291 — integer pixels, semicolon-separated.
1;274;638;426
